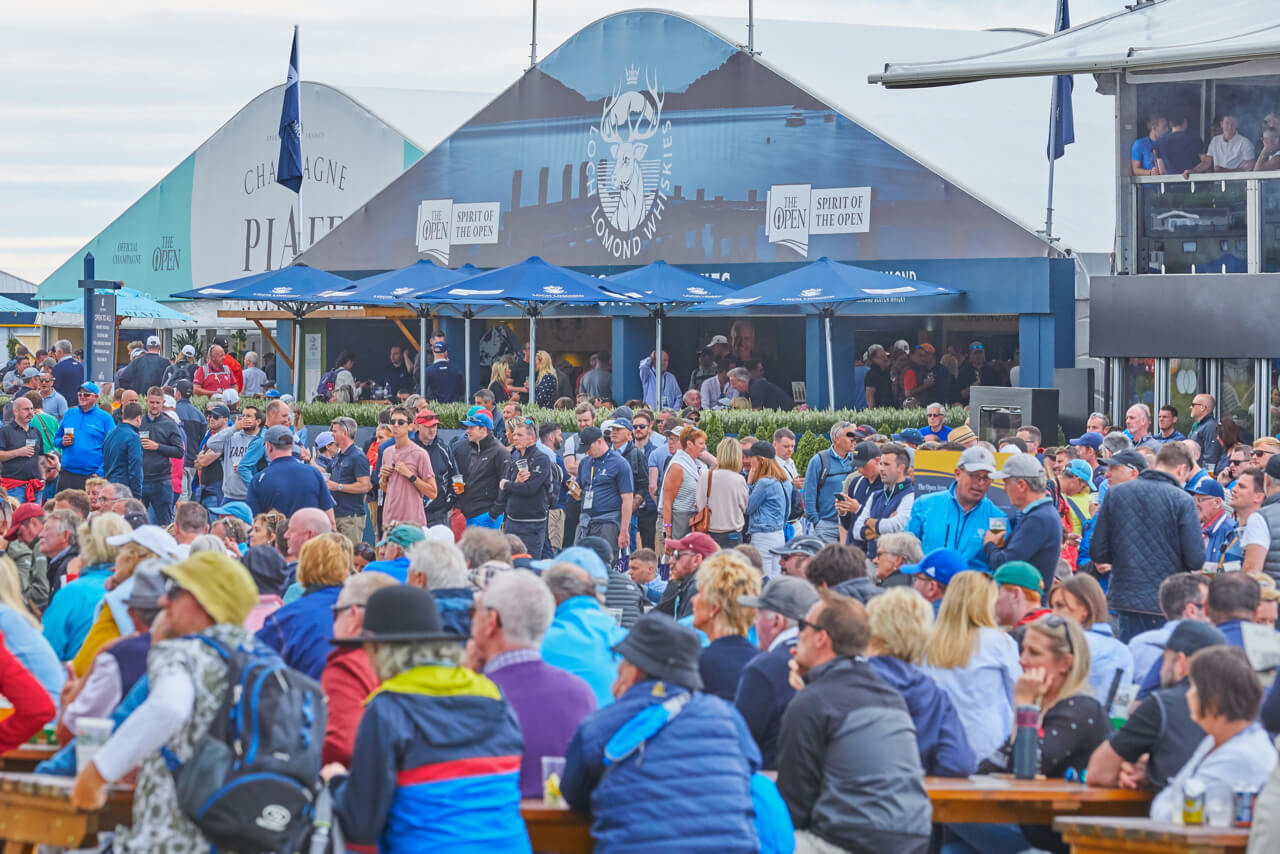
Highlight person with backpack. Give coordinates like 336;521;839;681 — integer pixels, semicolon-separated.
561;611;764;851
325;584;533;852
802;422;858;544
314;351;355;402
67;552;272;849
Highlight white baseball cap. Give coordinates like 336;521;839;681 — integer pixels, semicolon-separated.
146;335;161;348
957;446;997;474
106;525;180;560
181;345;196;357
221;388;240;405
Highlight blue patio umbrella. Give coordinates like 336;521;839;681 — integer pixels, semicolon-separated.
174;264;357;397
42;287;196;323
323;259;477;395
690;257;960;408
413;256;635;386
606;260;733;391
0;294;35;315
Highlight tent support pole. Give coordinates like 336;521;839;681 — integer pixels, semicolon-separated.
464;313;472;395
825;313;836;411
528;311;536;399
419;314;428;397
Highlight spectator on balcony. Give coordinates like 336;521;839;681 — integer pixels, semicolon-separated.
1255;127;1280;172
1158;112;1206;175
1185;113;1256;177
1130;112;1170;176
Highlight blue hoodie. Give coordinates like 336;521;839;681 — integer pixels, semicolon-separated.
867;655;976;777
541;596;626;708
54;405;115;476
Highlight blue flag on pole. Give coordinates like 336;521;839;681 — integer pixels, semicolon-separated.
1048;0;1075;161
276;27;303;193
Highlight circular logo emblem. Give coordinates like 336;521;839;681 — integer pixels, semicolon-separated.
588;65;671;259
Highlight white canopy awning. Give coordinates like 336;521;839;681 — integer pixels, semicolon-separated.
869;0;1280;88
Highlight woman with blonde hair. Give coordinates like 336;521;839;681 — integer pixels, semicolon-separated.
40;512;132;661
744;444;789;576
691;551;760;700
72;525;179;675
662;427;707;539
696;438;749;549
250;511;286;548
256;532;351;679
488;359;512;404
947;615;1108;854
921;570;1022;761
0;556;64;702
533;350;558;408
866;588;975;776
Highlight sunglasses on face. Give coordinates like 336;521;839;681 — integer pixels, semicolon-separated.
163;577;188;601
798;617;826;635
390;419;410;426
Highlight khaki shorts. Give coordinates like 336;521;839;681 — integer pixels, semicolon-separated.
548;508;565;552
336;513;367;546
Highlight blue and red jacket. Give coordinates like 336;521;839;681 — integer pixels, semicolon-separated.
332;665;531;854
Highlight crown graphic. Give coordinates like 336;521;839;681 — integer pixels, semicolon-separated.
624;64;641;84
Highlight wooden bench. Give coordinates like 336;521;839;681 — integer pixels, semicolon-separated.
1055;816;1249;854
0;772;132;854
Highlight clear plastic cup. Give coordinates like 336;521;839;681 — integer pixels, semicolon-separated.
76;717;113;772
542;756;567;806
604;607;624;626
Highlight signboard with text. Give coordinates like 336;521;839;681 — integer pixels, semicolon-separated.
88;293;117;385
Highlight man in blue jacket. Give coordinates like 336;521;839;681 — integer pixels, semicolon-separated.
803;421;856;544
102;402;144;499
54;382;115;492
562;611;760;852
906;446;1006;571
983;453;1064;593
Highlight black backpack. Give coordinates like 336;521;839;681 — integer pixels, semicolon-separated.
163;635;327;854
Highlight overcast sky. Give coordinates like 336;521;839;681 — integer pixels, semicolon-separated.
1;0;1122;284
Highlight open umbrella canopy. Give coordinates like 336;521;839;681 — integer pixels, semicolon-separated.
416;256;634;308
322;259;475;306
170;264;352;307
604;260;733;304
41;287;195;322
0;294;35;315
688;257;960;312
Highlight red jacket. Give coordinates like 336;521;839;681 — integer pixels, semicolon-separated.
321;645;380;766
0;634;56;752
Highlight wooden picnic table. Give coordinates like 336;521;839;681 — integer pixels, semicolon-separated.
0;772;132;853
1055;816;1250;854
926;776;1154;824
0;744;59;772
520;800;593;853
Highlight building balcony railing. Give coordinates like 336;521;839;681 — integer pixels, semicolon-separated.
1129;171;1280;274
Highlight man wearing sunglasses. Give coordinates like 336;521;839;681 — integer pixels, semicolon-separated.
1187;394;1221;472
802;421;857;545
53;381;115;493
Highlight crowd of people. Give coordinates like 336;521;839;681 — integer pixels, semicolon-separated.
4;330;1280;852
1130;108;1280;176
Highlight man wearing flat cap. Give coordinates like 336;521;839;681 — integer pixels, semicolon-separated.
562;611;760;851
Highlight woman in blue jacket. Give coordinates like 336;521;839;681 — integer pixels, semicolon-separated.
745;444;789;577
255;533;348;679
866;587;976;777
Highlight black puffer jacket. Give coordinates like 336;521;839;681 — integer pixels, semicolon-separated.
1091;468;1202;614
457;433;511;520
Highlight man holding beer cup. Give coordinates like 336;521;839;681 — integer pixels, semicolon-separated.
984;453;1064;594
54;381;115;492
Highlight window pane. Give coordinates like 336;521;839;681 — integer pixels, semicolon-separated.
1139;181;1247;274
1121;358;1156;413
1167;358;1209;435
1264;178;1280;273
1221;358;1256;442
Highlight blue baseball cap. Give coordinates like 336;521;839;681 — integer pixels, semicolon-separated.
1063;459;1094;483
1190;478;1226;500
1068;432;1103;450
432;341;448;353
462;411;494;431
892;428;924;445
210;501;253;527
78;381;100;395
546;546;609;581
900;548;967;586
265;389;282;398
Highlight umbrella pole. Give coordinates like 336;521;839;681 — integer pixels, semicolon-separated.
419;313;428;398
654;310;662;409
825;313;836;411
293;316;303;400
528;311;536;402
465;312;472;396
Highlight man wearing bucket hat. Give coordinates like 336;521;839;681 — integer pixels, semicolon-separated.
325;585;532;852
561;611;760;851
69;552;260;850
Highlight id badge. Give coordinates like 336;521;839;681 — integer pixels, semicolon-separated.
582;489;594;511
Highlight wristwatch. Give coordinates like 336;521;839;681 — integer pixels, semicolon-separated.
408;474;418;483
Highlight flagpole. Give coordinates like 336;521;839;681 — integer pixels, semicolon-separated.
1044;0;1063;239
294;25;304;401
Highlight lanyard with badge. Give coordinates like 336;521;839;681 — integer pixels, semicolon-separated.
582;458;596;512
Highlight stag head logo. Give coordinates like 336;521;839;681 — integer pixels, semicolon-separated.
598;66;665;233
